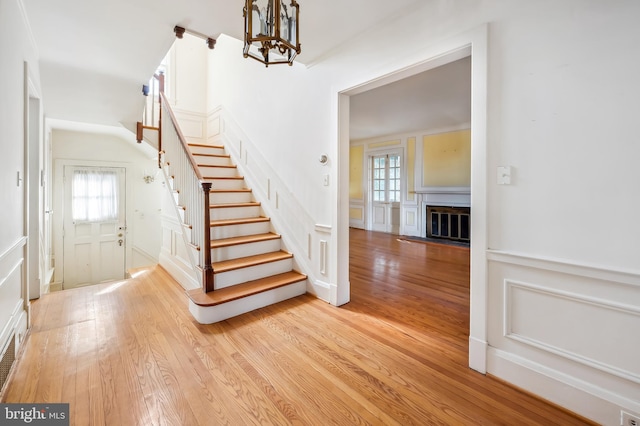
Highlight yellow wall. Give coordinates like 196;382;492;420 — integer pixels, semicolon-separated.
349;208;363;220
422;130;471;187
349;145;364;199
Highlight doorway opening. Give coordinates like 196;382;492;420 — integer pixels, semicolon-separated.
336;26;488;373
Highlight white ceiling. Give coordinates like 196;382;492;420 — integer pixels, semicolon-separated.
23;0;470;139
349;56;471;141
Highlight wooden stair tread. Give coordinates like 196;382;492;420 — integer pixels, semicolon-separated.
198;164;237;169
213;250;292;273
186;271;307;307
210;188;251;193
188;143;224;149
211;232;280;248
192;153;230;158
204;176;245;180
210;202;260;209
210;217;270;227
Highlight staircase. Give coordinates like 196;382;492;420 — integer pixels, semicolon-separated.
165;141;307;324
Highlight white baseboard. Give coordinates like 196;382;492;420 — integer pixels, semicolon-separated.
468;336;487;373
488;347;640;425
159;251;199;290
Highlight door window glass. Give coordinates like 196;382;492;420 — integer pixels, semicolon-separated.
72;169;119;222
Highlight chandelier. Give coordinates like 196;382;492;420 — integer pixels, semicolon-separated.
243;0;301;66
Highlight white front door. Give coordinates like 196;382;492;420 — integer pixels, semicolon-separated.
370;153;401;234
63;166;126;289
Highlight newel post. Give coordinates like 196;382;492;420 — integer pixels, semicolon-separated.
202;181;214;292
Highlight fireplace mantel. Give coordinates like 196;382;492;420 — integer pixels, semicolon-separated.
415;187;470;209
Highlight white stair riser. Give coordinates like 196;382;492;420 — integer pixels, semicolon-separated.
189;145;226;156
188;280;307;324
194;156;233;167
210;205;261;221
210;191;253;204
206;179;246;190
199;166;239;178
214;258;294;289
212;239;282;262
211;221;271;240
173;192;180;204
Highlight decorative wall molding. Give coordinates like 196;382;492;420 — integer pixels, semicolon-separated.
504;279;640;384
172;109;206;142
488;250;640;288
0;238;27;264
488;250;640;424
315;224;332;234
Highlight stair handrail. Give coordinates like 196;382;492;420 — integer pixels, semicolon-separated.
158;92;214;292
160;93;203;181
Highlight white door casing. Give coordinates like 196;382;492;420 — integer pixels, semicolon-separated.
63;166;126;289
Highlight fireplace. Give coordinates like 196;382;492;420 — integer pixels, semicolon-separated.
426;205;470;242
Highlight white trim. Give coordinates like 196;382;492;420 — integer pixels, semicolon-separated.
488;347;640;426
0;238;28;263
468;336;487;373
487;250;640;287
131;245;158;266
158;250;199;290
16;0;39;58
416;186;470;194
315;224;332;234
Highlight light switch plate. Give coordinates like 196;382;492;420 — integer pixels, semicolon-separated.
497;166;511;185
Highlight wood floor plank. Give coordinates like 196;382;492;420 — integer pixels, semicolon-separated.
1;229;596;426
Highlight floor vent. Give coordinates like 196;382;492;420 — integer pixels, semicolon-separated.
427;205;470;241
0;334;16;393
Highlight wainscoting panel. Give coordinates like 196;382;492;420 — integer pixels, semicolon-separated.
402;205;420;236
173;110;206;144
487;251;640;424
349;202;365;229
504;279;640;383
0;238;28;384
207;110;221;142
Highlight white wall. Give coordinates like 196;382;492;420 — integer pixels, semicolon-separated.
51;129;163;285
0;0;41;371
206;1;640;423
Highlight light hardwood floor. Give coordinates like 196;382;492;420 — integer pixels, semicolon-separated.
1;229;594;425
